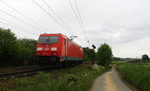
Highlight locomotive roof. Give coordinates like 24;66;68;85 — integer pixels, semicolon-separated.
39;33;81;48
40;33;65;37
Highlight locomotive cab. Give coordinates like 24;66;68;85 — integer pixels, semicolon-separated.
36;36;59;56
34;34;61;65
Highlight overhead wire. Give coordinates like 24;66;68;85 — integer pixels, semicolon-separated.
32;0;75;36
43;0;87;45
68;0;82;30
0;0;88;46
0;17;39;35
42;0;77;36
0;0;83;44
68;0;89;43
0;20;37;37
68;0;86;44
0;10;42;33
0;0;46;33
74;0;89;43
42;0;85;44
42;0;87;45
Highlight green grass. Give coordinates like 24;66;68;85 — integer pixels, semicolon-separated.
116;62;150;91
111;61;127;65
0;64;106;91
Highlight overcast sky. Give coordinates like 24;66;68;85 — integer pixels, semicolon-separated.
0;0;150;58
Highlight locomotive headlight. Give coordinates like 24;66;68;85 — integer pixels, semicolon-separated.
51;47;57;51
37;47;43;51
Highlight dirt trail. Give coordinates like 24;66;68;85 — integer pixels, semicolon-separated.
90;67;132;91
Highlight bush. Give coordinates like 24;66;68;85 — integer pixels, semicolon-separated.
92;64;105;72
96;43;113;67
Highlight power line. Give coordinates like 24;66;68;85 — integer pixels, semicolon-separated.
0;10;42;33
74;0;89;43
0;0;47;33
32;0;75;36
68;0;86;43
68;0;82;29
68;0;89;43
0;17;39;35
42;0;88;45
0;20;37;37
42;0;77;36
42;0;86;44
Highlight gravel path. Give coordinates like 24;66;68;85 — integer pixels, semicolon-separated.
89;67;132;91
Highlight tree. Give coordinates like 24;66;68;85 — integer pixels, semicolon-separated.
83;47;96;64
142;54;149;62
83;47;90;61
0;28;18;67
96;43;113;67
87;49;95;64
0;28;37;67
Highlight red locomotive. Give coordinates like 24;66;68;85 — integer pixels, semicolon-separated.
34;33;83;66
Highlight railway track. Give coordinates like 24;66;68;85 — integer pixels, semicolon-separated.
0;61;89;78
0;66;55;78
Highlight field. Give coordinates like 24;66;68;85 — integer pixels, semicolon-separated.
0;63;105;91
115;61;150;91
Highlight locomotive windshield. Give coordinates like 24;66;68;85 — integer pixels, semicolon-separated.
38;36;58;43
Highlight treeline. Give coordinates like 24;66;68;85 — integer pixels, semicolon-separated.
0;28;37;68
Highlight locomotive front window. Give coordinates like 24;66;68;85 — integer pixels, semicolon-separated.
38;36;58;43
49;36;58;43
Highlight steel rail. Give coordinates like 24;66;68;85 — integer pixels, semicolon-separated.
0;66;55;78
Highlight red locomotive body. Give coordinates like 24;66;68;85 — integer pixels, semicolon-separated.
35;33;83;65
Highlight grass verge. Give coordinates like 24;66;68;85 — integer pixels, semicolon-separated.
115;62;150;91
0;63;106;91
